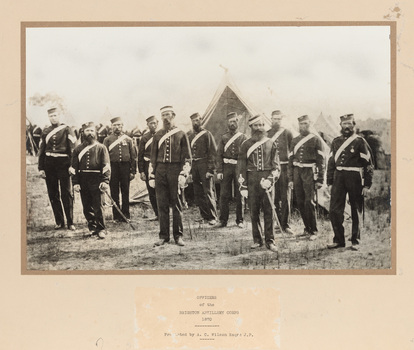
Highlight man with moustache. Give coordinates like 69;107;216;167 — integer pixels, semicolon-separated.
103;117;137;222
327;114;374;251
138;115;159;220
216;112;247;228
288;115;325;240
38;106;77;231
70;122;111;239
238;114;280;252
149;106;191;247
188;112;218;225
267;110;295;235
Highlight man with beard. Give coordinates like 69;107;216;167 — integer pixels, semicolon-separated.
267;110;295;235
238;114;280;252
149;106;191;247
38;106;77;231
188;112;218;225
103;117;137;222
216;112;247;228
138;115;159;220
70;122;111;239
327;114;374;251
288;115;325;240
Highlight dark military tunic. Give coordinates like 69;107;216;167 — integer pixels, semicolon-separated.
150;126;191;242
268;126;293;230
238;137;280;247
327;133;374;245
138;130;158;217
38;123;76;228
103;133;137;220
288;132;325;235
217;130;247;226
188;127;218;221
71;142;111;233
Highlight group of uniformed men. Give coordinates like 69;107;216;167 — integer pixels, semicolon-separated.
37;105;373;252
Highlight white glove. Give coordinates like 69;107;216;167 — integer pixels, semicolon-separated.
73;184;81;192
178;174;187;188
39;170;46;179
240;189;248;198
260;178;272;190
68;167;76;176
288;181;294;190
99;182;109;192
149;179;155;188
182;162;191;176
140;172;146;181
217;173;223;181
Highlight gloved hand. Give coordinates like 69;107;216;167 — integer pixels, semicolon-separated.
182;162;191;176
315;182;323;190
39;170;46;179
73;184;81;192
217;173;223;181
240;189;248;199
140;172;146;181
99;182;109;192
149;179;155;188
362;187;370;196
288;181;294;190
206;172;214;179
130;173;135;181
178;174;187;188
260;178;272;190
68;167;76;176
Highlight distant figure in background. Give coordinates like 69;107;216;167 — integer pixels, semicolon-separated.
138;115;159;220
216;112;246;228
71;122;111;239
238;114;280;252
188;112;218;225
288;115;325;241
97;123;110;143
38;107;77;231
267;110;295;235
103;117;137;222
150;106;191;247
32;124;42;151
327;114;374;251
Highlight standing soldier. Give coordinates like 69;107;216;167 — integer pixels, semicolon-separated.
327;114;373;251
267;110;295;235
71;122;111;239
188;112;218;225
238;114;280;252
138;116;159;220
288;115;325;240
103;117;137;222
216;112;247;228
149;106;191;247
38;106;76;231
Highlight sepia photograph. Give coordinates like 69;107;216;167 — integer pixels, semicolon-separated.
23;23;393;272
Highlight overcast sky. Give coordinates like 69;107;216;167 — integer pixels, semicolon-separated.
26;25;391;129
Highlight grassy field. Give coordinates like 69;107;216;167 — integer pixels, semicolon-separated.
25;155;392;271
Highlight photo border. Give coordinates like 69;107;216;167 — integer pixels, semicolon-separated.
21;21;397;276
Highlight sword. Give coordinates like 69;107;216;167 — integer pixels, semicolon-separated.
264;188;283;232
103;190;136;230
